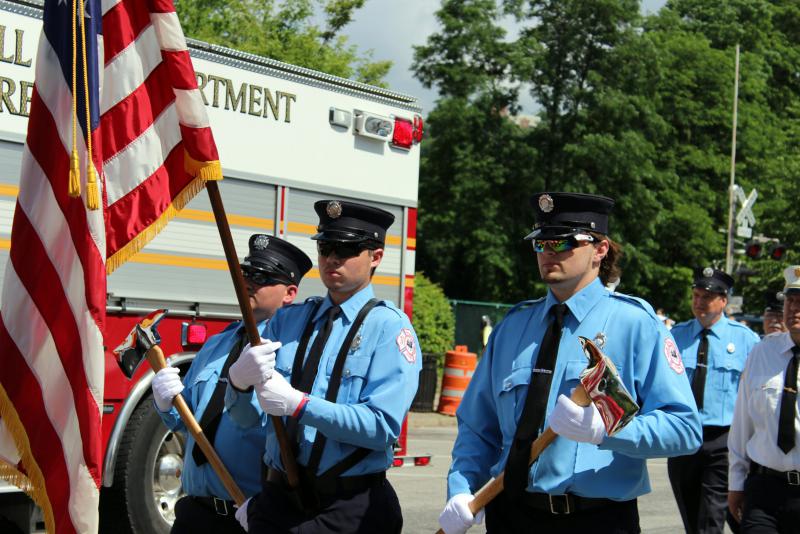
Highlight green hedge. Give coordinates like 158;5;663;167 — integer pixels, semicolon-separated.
411;272;455;355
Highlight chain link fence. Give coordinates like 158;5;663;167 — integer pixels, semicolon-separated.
449;299;514;355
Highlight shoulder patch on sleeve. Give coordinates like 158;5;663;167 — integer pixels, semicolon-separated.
396;328;417;363
664;338;684;374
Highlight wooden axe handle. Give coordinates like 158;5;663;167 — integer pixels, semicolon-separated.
146;345;247;506
206;180;300;490
434;386;592;534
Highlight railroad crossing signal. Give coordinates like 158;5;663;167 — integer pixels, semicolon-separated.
734;186;757;238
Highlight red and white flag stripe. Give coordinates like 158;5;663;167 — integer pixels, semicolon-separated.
0;0;221;531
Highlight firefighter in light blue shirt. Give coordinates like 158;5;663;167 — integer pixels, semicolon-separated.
151;234;311;533
226;200;420;534
438;192;701;534
668;267;760;534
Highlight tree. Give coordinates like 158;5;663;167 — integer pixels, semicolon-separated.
412;273;455;354
414;0;800;318
175;0;391;85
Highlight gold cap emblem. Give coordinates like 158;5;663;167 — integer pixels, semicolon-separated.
538;194;554;213
326;201;342;219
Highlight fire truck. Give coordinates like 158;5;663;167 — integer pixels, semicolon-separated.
0;0;423;531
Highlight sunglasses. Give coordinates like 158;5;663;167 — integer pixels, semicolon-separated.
241;267;286;286
317;241;368;259
532;236;594;253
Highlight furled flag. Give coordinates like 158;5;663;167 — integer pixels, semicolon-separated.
0;0;221;531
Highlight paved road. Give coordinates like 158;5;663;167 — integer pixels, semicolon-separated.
390;425;694;534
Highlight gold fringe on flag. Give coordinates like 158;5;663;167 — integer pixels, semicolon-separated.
0;385;55;534
105;150;223;274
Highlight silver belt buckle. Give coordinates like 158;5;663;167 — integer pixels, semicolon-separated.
213;497;229;516
548;494;572;515
788;471;800;486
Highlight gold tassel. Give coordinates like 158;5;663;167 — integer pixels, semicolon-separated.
85;163;99;209
68;149;81;197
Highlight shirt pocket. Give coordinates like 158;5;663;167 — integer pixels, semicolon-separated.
751;376;784;420
192;367;218;411
711;358;744;392
496;366;532;437
338;355;372;403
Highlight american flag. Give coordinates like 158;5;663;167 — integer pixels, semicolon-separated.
0;0;221;531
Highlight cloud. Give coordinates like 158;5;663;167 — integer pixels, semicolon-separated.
344;0;668;116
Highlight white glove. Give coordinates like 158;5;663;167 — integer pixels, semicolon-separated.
256;371;305;417
438;494;484;534
235;497;250;531
151;367;183;412
228;339;281;390
550;393;606;444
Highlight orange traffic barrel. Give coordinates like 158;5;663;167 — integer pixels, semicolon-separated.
437;345;477;416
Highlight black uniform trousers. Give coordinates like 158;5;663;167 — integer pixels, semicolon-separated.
246;477;402;533
485;490;640;534
170;495;246;534
741;471;800;533
668;426;738;534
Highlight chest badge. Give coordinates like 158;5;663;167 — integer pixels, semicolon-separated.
727;342;735;354
593;332;607;349
350;332;363;352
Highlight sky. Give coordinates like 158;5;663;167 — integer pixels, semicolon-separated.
343;0;668;115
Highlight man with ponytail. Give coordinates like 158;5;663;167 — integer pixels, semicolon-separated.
438;192;702;534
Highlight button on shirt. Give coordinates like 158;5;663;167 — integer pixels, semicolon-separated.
447;279;702;501
671;316;759;427
156;320;268;499
226;285;422;476
728;332;800;491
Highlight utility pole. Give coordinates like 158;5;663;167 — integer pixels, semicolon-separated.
725;44;740;274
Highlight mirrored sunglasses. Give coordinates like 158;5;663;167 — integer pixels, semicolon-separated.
317;241;367;259
532;236;594;253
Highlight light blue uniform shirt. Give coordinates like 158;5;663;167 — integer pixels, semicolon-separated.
670;316;759;427
447;279;702;501
156;320;268;499
226;285;421;476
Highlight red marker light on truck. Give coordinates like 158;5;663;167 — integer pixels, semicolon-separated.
392;118;413;149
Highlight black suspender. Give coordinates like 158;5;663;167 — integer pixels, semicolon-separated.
303;298;379;477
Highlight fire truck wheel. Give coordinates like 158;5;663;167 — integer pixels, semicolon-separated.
100;396;186;534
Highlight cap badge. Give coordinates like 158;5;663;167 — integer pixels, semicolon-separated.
326;201;343;219
777;292;785;302
538;194;554;213
795;267;800;278
253;235;269;250
727;343;735;354
702;267;714;278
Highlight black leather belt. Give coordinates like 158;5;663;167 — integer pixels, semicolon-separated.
751;462;800;486
521;492;622;515
192;495;236;516
266;467;385;496
702;425;730;441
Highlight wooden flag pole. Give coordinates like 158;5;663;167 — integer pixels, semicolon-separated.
205;180;301;490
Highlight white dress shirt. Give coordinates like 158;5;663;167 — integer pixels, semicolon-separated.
728;332;800;491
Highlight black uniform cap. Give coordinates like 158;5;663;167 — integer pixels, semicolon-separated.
692;267;734;295
524;192;615;240
240;234;312;286
764;290;785;313
311;200;395;245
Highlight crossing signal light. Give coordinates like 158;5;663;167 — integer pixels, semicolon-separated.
744;241;762;259
769;242;787;261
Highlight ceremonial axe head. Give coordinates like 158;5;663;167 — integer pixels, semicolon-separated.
577;336;639;436
112;309;168;378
